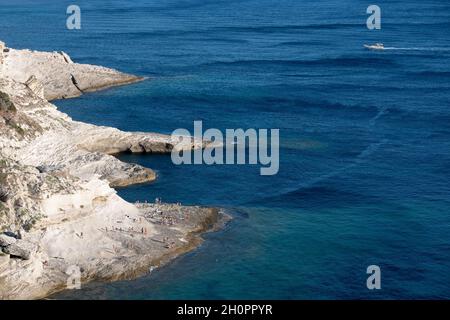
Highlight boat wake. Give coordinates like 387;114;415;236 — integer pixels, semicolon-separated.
365;43;450;52
247;139;389;205
382;47;450;52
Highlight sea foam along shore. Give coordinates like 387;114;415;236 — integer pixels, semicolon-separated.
0;40;229;300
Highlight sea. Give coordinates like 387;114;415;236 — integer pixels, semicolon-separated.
0;0;449;299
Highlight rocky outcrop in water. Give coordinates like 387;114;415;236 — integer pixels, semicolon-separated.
1;44;144;101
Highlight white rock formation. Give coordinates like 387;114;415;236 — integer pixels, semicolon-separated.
2;46;143;100
0;41;224;299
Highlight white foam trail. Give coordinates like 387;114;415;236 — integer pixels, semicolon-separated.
255;139;389;203
370;107;388;126
383;47;450;52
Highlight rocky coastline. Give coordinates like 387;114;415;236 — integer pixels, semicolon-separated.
0;40;228;300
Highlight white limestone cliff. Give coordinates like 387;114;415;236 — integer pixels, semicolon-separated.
0;41;224;299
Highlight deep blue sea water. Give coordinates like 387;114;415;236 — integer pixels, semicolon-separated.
1;0;450;299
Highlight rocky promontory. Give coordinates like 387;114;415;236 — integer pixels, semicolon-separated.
1;41;143;101
0;41;226;299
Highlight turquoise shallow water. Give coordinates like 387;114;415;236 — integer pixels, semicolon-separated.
1;0;450;299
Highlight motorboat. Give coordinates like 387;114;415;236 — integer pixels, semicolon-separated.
364;43;385;50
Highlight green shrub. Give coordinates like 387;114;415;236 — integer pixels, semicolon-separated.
0;91;16;113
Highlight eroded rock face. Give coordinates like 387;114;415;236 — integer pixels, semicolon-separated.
1;48;144;100
0;91;16;113
0;254;9;271
25;75;45;99
0;41;223;300
0;233;38;261
3;239;37;260
0;41;4;69
0;234;17;247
